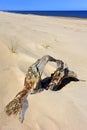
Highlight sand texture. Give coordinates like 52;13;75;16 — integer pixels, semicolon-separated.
0;12;87;130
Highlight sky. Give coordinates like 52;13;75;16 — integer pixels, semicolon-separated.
0;0;87;11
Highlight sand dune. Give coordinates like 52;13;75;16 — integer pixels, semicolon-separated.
0;12;87;130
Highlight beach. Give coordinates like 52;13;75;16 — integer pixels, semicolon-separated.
0;11;87;130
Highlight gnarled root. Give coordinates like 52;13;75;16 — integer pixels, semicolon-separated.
5;97;22;116
5;88;28;123
48;67;78;91
5;55;79;122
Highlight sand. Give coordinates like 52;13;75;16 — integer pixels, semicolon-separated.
0;11;87;130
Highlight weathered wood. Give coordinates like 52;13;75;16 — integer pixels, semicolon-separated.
5;55;78;123
48;68;78;91
5;55;59;122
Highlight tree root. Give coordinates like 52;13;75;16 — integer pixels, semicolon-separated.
5;55;79;122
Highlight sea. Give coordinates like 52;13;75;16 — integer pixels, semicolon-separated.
4;11;87;19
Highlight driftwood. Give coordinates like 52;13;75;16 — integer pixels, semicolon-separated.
5;55;78;123
48;67;78;91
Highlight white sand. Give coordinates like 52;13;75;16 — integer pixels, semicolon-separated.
0;12;87;130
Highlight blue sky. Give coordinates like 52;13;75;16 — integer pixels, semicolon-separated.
0;0;87;10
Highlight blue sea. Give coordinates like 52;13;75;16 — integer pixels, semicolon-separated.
5;11;87;19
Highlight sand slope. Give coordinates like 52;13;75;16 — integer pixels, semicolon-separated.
0;12;87;130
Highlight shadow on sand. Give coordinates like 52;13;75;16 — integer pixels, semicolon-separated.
41;76;79;91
